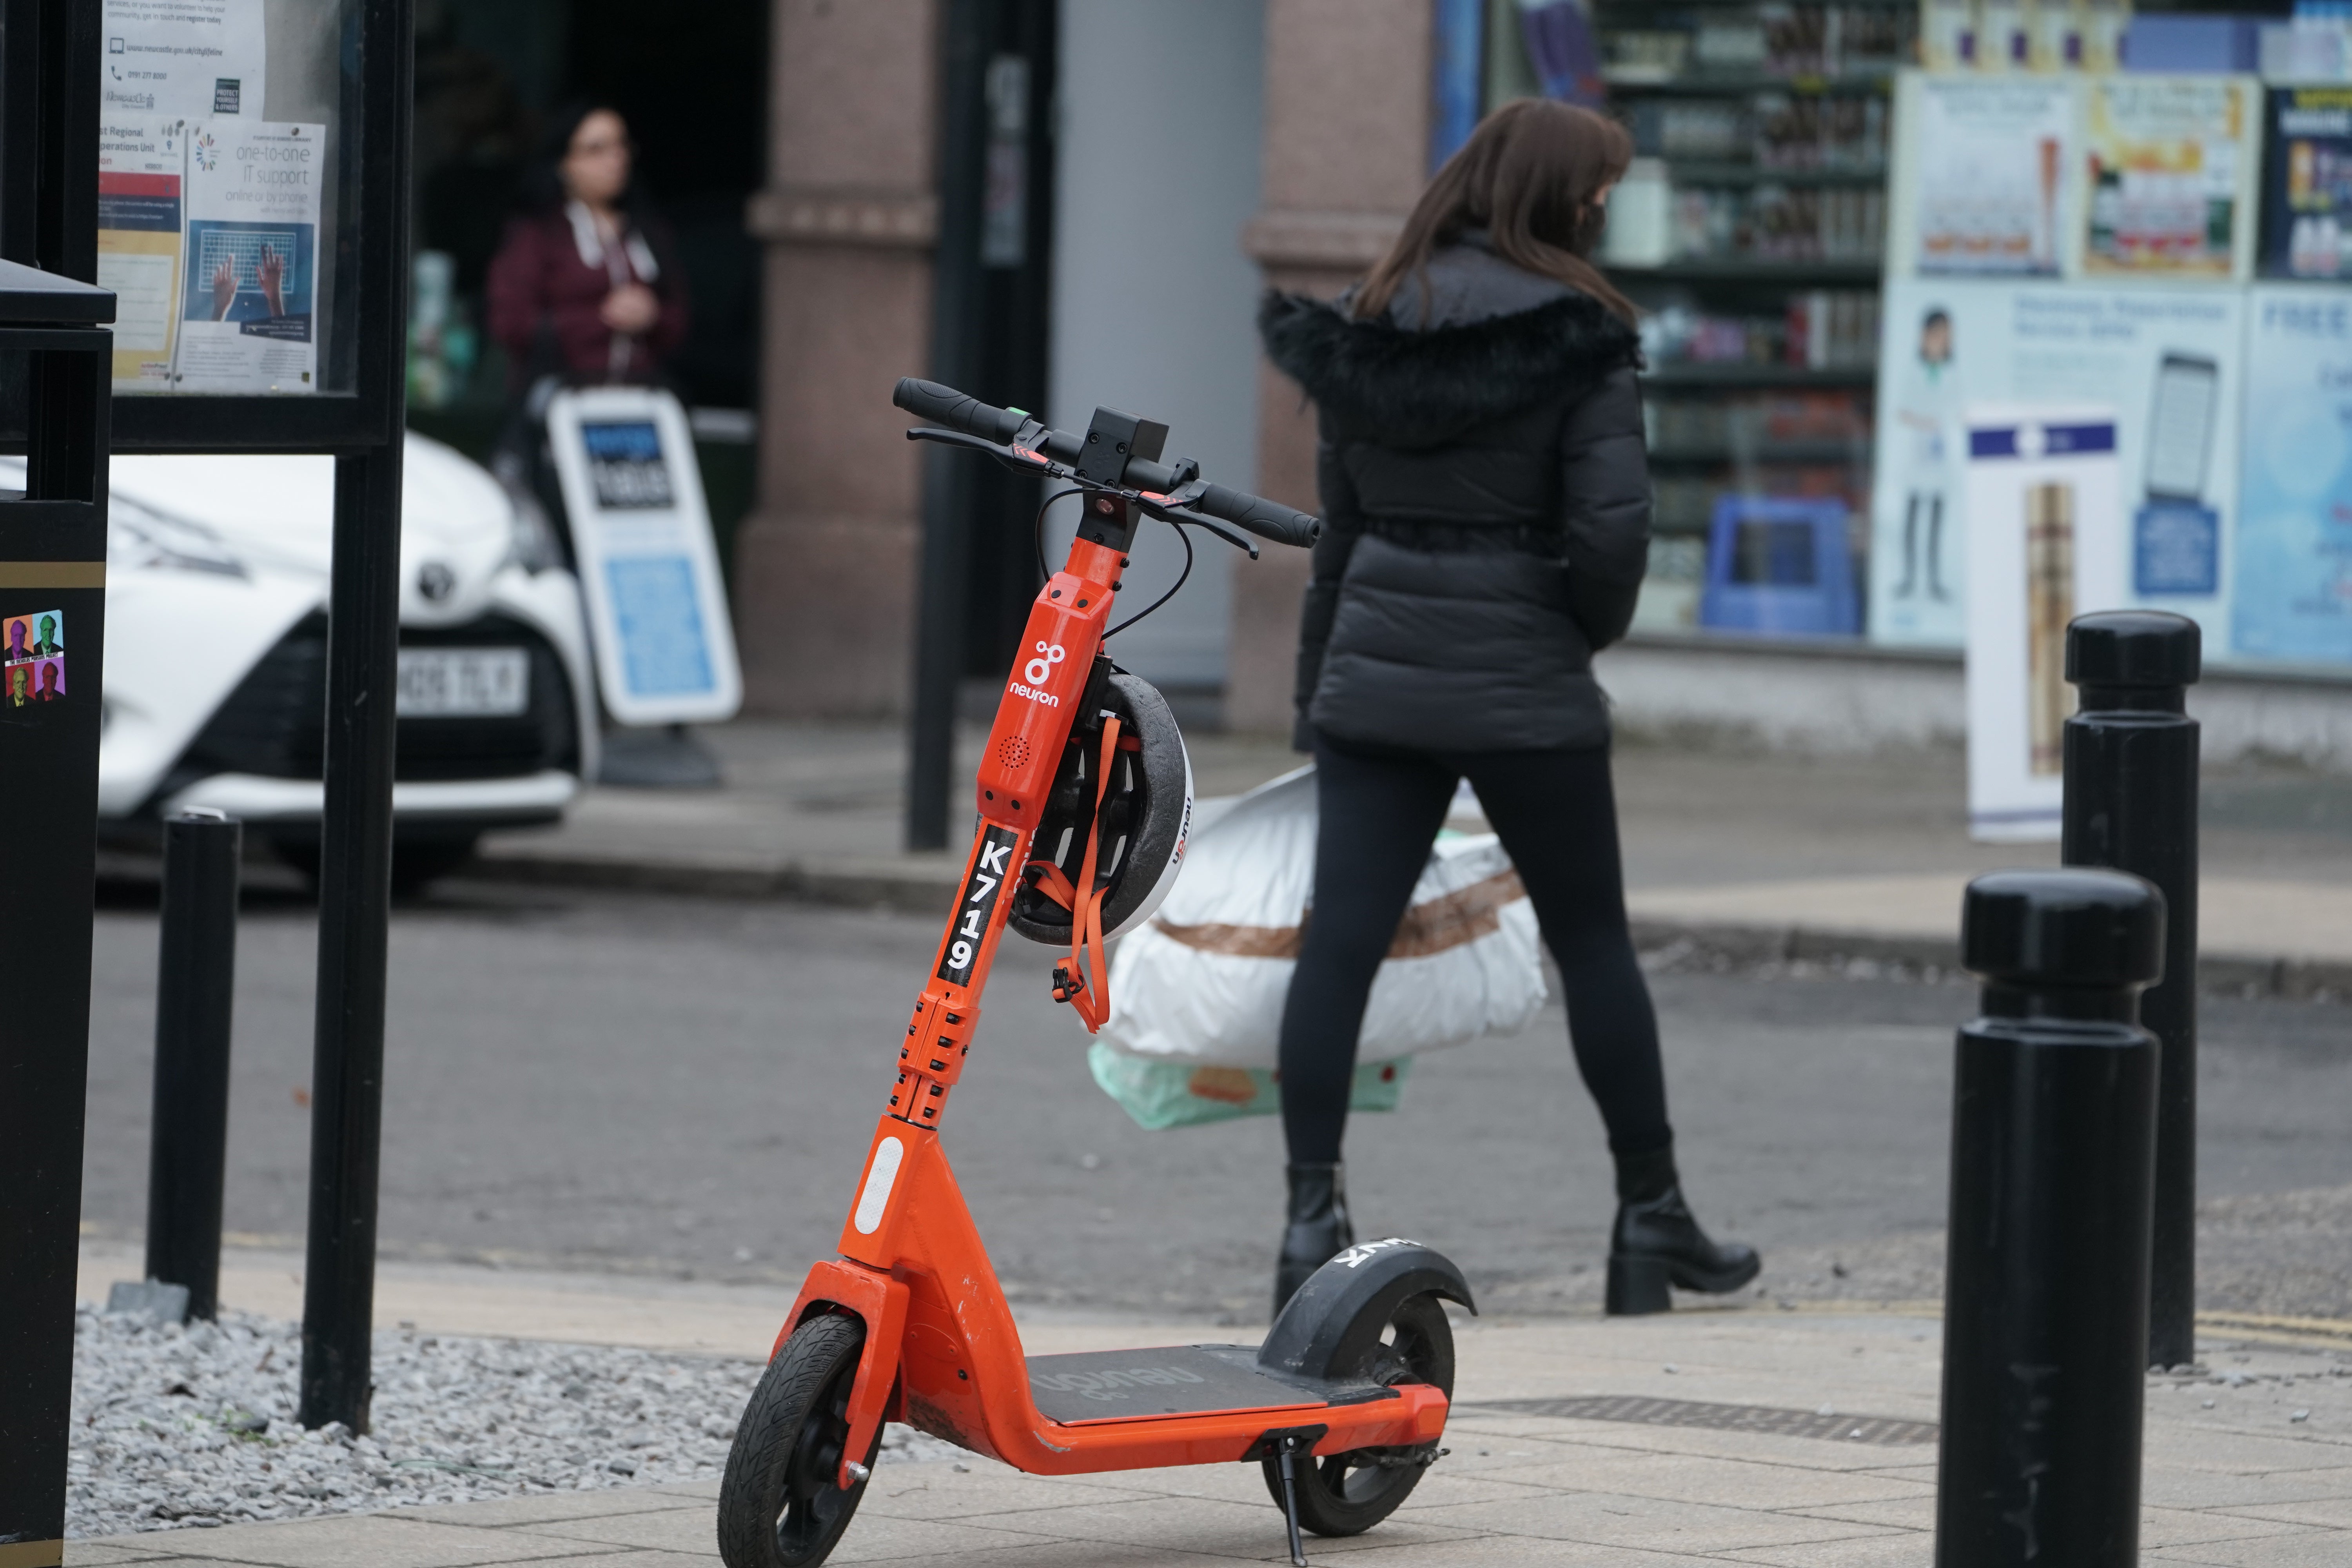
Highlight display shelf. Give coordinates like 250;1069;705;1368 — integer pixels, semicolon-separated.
1643;363;1878;388
1610;0;1912;9
1648;439;1875;466
1662;161;1888;186
1592;0;1902;617
1613;260;1883;285
1604;71;1897;97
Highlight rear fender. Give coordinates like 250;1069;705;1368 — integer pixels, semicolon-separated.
1256;1238;1475;1385
777;1259;909;1488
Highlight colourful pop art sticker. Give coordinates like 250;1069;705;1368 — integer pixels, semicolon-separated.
2;609;62;666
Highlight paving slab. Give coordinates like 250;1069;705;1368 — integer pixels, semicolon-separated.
125;1515;632;1568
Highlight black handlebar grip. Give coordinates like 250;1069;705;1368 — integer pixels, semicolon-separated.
892;378;1026;445
1191;483;1322;548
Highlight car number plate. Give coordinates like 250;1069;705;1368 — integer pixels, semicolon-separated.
396;648;530;717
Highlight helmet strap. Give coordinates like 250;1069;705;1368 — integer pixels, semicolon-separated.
1029;713;1123;1033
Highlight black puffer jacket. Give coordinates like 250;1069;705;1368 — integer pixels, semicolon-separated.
1259;239;1650;753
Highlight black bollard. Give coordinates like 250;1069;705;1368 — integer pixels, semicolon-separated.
2062;610;2200;1370
1936;868;2164;1568
144;810;243;1321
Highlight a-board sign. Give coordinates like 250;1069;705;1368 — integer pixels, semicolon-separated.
545;386;743;726
1963;405;2125;843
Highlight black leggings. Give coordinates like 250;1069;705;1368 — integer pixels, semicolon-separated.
1276;735;1673;1166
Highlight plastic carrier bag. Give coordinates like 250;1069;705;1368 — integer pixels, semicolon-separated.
1089;765;1547;1129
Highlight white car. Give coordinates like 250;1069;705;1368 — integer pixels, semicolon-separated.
87;433;597;888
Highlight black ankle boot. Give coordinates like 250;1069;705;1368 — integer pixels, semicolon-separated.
1273;1162;1354;1316
1606;1144;1760;1316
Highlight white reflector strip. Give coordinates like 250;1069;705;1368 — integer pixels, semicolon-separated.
853;1136;906;1235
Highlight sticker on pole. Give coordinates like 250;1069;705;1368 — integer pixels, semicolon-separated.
545;386;743;726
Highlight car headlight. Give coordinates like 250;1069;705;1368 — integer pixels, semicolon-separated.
108;497;247;577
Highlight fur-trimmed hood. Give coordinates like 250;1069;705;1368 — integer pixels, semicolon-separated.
1259;287;1642;450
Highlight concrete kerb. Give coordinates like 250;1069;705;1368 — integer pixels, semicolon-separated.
454;849;2352;1002
1628;918;2352;1003
461;850;962;916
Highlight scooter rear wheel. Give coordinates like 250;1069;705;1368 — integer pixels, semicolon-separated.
717;1313;878;1568
1261;1291;1455;1536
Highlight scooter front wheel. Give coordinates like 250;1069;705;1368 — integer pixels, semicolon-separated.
1261;1290;1455;1536
717;1313;878;1568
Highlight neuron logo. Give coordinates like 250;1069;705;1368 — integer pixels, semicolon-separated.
192;130;218;171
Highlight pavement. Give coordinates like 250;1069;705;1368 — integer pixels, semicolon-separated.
464;720;2352;997
65;1242;2352;1566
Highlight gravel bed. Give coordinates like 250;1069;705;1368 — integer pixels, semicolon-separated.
68;1302;963;1538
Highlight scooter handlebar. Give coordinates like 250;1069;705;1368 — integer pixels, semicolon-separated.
1189;483;1321;549
895;376;1320;548
893;377;1027;446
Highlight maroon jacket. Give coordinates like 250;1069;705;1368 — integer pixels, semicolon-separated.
485;203;690;390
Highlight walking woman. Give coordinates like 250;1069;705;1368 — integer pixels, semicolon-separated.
1256;100;1759;1316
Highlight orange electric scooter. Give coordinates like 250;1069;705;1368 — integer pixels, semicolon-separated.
716;381;1474;1568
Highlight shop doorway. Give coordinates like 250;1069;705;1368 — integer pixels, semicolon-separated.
408;0;767;568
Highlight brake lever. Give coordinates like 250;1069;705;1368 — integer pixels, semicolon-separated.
1176;514;1259;559
905;425;1064;479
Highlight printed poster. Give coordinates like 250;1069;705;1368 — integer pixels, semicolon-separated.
1869;279;2243;650
2259;86;2352;280
96;117;188;389
102;0;266;120
172;120;324;394
1892;73;2077;279
2080;75;2258;282
2233;288;2352;666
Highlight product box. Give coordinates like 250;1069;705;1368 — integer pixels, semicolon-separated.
2260;85;2352;277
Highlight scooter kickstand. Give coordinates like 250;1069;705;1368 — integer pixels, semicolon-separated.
1275;1434;1308;1566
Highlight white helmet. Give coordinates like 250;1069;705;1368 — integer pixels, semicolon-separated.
1009;670;1193;945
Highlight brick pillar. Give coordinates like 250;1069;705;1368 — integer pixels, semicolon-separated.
737;0;939;717
1228;0;1432;735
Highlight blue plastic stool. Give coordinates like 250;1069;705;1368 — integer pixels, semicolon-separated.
1697;494;1860;636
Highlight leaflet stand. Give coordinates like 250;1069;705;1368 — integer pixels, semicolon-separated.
543;385;743;788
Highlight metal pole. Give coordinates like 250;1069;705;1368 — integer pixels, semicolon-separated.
145;811;243;1321
299;0;414;1433
1936;868;2164;1568
2062;609;2201;1369
299;447;405;1434
905;0;993;851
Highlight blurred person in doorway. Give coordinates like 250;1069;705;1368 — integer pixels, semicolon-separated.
485;103;690;554
1257;99;1759;1316
486;103;690;395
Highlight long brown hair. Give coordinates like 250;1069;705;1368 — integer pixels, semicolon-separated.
1355;98;1635;324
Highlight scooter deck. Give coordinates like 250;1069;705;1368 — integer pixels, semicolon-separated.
1025;1344;1399;1427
